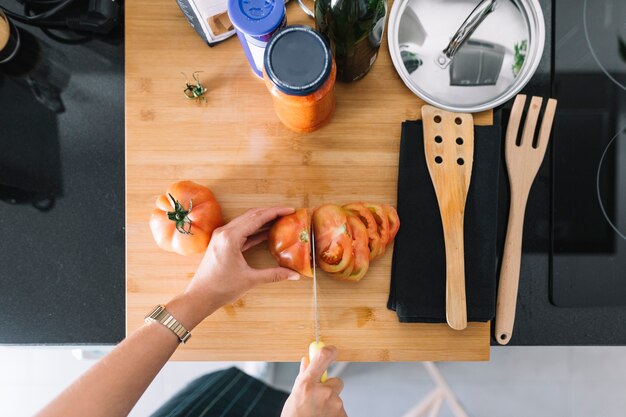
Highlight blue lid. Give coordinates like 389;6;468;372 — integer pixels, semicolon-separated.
227;0;285;36
264;26;332;97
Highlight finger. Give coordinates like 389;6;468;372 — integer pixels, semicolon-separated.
324;377;344;394
235;207;295;239
242;230;269;252
254;217;282;234
299;356;308;373
224;207;263;229
251;267;300;284
305;346;337;382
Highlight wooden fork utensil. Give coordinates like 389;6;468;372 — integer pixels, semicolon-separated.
422;105;475;331
495;95;557;345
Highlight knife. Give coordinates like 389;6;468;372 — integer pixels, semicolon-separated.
309;227;328;383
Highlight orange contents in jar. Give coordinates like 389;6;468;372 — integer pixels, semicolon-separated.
264;62;336;133
263;25;336;133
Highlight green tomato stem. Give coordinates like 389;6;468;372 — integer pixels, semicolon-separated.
166;193;194;235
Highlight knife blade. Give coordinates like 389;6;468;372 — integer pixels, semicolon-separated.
309;226;327;383
312;226;319;344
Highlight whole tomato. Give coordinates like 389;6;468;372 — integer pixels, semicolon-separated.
150;181;224;256
268;208;313;277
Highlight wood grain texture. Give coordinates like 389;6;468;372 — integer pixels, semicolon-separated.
422;106;474;331
126;0;493;361
495;96;556;345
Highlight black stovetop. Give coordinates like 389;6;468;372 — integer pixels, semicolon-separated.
492;0;626;345
0;16;125;344
550;0;626;307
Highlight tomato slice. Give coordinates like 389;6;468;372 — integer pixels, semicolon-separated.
364;203;390;258
312;204;354;274
343;203;382;261
268;208;313;277
383;204;400;242
334;214;370;282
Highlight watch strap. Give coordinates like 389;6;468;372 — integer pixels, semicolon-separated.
144;305;191;343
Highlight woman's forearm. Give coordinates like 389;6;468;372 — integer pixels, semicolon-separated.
35;207;298;417
36;292;218;417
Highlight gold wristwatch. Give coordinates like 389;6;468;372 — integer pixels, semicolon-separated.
144;305;191;343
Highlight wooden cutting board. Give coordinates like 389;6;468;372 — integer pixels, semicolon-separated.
126;0;493;361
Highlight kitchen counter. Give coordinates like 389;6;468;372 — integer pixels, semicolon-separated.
3;0;626;348
125;0;494;362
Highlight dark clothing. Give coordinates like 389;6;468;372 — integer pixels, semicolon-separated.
150;367;289;417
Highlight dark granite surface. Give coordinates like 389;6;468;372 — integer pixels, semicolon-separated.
0;0;624;346
0;20;125;344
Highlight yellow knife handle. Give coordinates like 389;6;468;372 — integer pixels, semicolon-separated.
308;341;328;383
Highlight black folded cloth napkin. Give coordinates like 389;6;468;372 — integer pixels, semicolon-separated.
388;120;501;323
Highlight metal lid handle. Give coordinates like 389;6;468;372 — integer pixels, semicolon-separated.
436;0;497;68
297;0;315;18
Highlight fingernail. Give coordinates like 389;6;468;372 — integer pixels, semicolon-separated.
288;273;301;281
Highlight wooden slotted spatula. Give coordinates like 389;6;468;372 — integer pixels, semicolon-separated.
422;105;474;331
495;95;557;345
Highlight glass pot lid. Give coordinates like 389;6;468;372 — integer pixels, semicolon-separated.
388;0;545;112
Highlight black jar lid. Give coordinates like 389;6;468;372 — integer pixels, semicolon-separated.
264;25;332;97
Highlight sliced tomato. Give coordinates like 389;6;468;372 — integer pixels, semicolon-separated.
364;203;390;258
268;208;313;277
382;204;400;242
312;204;354;275
334;214;370;282
343;203;382;261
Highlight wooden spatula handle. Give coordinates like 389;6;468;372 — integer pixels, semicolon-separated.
495;193;529;344
442;211;468;331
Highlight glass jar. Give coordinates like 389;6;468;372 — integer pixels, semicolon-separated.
263;25;336;133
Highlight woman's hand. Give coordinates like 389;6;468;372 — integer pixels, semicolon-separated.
166;207;301;329
37;207;303;417
281;346;347;417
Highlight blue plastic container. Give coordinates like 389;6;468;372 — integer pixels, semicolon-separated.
227;0;286;78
